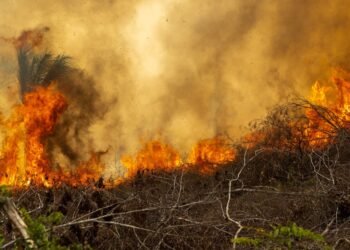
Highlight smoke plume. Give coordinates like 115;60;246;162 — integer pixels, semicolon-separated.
1;0;350;170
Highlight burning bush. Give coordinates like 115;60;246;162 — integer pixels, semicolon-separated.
0;40;350;249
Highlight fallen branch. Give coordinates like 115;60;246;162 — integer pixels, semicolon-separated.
0;197;35;248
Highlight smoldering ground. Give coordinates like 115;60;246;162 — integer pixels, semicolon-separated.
1;0;350;172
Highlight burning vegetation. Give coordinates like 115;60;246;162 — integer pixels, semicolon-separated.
0;86;67;187
3;67;349;189
0;82;236;187
0;53;350;248
1;2;350;247
0;43;237;188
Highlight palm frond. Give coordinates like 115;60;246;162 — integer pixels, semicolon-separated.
43;55;71;85
31;53;52;84
17;48;31;97
17;49;72;101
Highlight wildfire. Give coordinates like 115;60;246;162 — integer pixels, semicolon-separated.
0;87;117;188
2;69;349;188
121;141;182;179
0;84;237;188
121;138;236;178
305;69;350;146
188;138;236;174
240;70;350;150
56;153;111;187
0;86;67;187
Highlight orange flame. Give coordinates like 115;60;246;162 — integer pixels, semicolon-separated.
121;141;182;179
0;87;115;188
5;69;349;188
240;69;350;151
0;86;67;187
0;85;237;188
305;69;350;146
188;138;236;174
53;153;111;187
120;138;236;178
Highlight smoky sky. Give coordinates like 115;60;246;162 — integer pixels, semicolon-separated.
1;0;350;169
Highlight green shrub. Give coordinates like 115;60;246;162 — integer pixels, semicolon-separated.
231;236;261;247
0;188;86;249
20;209;85;249
268;223;328;249
232;223;331;250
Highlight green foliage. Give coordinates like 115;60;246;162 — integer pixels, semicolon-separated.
37;211;64;226
232;223;331;250
20;209;84;249
0;185;11;198
231;236;261;247
0;188;85;249
21;209;62;249
268;223;325;248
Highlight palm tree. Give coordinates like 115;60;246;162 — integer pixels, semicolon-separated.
15;49;72;183
17;48;71;101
